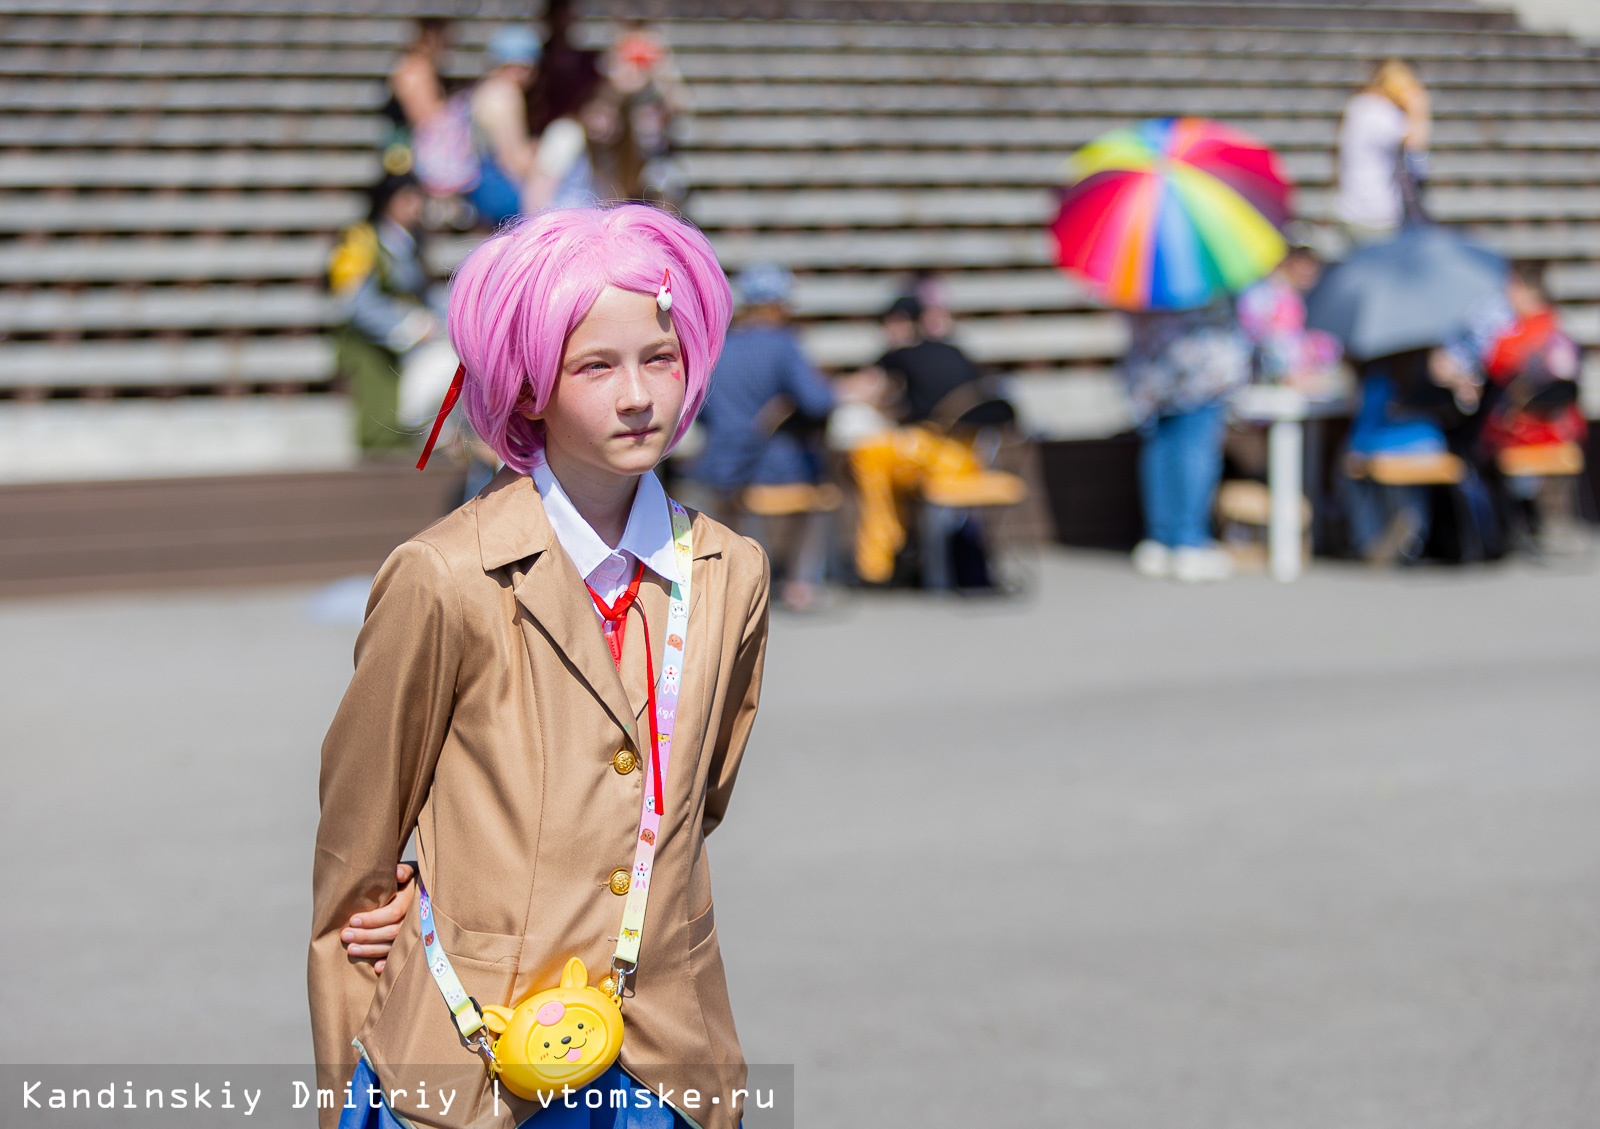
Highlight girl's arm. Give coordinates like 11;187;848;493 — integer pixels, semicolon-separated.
702;545;772;837
308;540;462;1104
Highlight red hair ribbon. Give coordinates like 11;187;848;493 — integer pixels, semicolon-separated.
415;362;466;471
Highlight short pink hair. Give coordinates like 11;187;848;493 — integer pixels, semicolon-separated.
447;204;732;473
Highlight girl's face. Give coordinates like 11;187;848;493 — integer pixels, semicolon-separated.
531;285;686;483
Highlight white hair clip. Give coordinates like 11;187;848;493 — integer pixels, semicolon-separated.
656;268;673;313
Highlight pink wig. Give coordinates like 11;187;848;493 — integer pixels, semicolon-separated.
447;204;732;473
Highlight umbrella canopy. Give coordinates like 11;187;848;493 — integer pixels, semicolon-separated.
1305;226;1507;362
1050;117;1292;311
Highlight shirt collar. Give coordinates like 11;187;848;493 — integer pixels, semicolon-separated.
531;457;683;586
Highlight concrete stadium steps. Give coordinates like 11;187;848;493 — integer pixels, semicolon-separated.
591;1;1523;33
4;0;1600;481
675;114;1600;149
0;114;384;148
0;394;354;483
600;17;1574;54
0;338;333;388
0;460;466;597
0;154;379;188
676;83;1600;116
0;237;333;284
676;148;1600;188
0;285;333;334
687;185;1600;228
5;42;1600;85
0;194;363;234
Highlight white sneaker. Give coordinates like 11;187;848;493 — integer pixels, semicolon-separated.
1172;545;1234;583
1131;539;1172;578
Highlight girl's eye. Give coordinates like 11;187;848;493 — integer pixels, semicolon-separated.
650;353;678;365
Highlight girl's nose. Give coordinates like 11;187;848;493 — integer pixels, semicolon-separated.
617;366;652;413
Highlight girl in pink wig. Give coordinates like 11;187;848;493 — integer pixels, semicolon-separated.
312;204;768;1129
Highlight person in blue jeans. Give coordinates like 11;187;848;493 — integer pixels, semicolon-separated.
1122;299;1252;582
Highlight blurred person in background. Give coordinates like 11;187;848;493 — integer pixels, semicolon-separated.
607;19;691;204
1339;348;1458;563
876;292;986;424
327;172;446;453
1237;243;1343;392
467;25;542;225
529;83;639;209
1125;298;1252;582
847;294;1002;586
384;17;450;138
528;0;601;134
1337;59;1431;245
686;264;836;611
1433;260;1587;543
384;18;479;207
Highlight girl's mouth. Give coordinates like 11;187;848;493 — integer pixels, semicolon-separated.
616;427;658;441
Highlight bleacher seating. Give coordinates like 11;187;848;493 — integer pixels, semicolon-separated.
2;0;1599;488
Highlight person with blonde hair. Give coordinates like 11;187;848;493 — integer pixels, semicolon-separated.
1337;58;1431;244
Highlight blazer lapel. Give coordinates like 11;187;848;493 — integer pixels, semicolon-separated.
477;468;639;747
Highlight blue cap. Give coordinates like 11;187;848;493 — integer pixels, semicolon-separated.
486;25;541;67
735;263;795;307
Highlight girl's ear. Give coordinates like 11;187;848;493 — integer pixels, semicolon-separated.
515;389;540;421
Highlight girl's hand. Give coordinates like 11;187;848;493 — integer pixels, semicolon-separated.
341;863;417;974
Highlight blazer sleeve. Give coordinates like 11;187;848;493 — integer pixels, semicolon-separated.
307;539;463;1095
701;540;771;838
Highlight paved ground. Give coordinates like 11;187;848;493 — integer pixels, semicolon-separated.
3;550;1598;1128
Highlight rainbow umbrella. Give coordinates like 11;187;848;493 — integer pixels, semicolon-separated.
1050;118;1292;311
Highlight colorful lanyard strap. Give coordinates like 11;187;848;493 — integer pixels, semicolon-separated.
612;497;693;985
415;484;693;1057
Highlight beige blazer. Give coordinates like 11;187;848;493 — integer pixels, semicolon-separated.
309;467;769;1129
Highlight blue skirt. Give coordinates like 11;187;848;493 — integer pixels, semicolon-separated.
339;1056;695;1129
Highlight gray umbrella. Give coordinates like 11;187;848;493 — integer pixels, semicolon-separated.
1305;225;1506;362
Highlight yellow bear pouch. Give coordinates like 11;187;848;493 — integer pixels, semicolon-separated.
479;958;626;1102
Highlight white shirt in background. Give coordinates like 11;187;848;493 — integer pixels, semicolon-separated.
1337;91;1410;230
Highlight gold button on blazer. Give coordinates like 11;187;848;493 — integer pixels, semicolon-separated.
308;468;770;1129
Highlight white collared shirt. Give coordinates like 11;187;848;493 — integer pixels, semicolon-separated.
531;459;682;615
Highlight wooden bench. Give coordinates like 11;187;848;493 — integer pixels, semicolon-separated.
1347;452;1467;487
1497;441;1586;478
742;481;843;517
1215;479;1311;569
